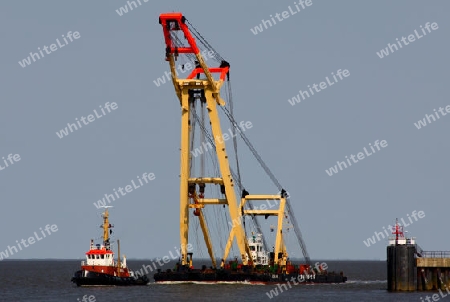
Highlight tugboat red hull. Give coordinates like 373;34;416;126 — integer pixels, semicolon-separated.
71;270;149;287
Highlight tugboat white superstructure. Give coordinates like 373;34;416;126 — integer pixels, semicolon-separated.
248;233;269;266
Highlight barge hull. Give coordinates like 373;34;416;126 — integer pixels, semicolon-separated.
154;270;347;284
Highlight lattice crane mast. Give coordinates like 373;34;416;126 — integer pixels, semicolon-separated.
159;13;250;267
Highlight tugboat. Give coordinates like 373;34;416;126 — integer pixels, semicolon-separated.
153;12;347;284
71;206;149;286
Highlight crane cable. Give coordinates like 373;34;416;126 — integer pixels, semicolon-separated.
186;19;224;63
220;105;311;264
192;110;268;252
226;80;243;194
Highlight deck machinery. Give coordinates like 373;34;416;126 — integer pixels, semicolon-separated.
153;12;347;284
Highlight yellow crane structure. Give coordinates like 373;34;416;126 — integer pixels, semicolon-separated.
158;13;310;269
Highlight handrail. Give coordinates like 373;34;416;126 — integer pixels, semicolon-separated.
419;251;450;258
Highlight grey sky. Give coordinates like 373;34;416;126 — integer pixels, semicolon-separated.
0;0;449;261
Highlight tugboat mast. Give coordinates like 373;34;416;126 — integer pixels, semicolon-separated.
101;207;113;250
117;240;121;277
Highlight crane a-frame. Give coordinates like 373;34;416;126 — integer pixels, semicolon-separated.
158;12;310;269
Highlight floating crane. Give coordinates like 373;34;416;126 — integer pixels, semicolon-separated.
158;12;312;270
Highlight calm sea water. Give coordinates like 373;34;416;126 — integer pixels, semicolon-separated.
0;260;431;301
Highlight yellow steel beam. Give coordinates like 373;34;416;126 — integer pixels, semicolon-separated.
198;210;217;268
179;88;190;266
243;210;279;215
188;177;224;185
180;80;210;88
274;198;286;263
244;195;283;200
213;92;226;106
188;199;227;207
204;87;250;264
222;227;235;265
102;209;110;243
195;53;217;92
168;55;181;102
198;198;227;205
240;195;281;212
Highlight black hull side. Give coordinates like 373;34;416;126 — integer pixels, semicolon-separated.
71;270;149;287
154;269;347;284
